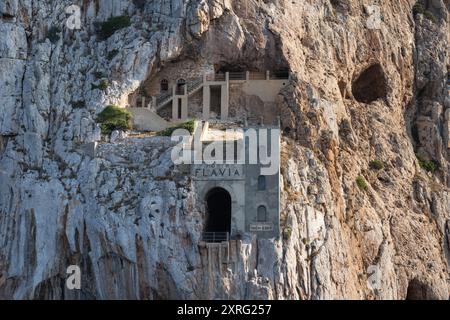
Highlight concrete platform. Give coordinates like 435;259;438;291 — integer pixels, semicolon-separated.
129;107;169;132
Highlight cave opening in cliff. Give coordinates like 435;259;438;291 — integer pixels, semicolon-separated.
352;64;387;103
204;188;232;237
405;279;431;300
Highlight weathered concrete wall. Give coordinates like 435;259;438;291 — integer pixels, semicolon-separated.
241;80;288;103
229;85;280;125
245;164;280;239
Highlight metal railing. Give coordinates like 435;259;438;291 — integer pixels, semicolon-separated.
248;71;266;80
156;91;172;107
187;77;203;94
229;72;246;80
270;71;290;80
201;232;230;243
206;73;226;81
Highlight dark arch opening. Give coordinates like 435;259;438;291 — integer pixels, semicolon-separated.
177;78;186;87
205;188;232;234
257;205;267;222
176;79;186;95
406;279;436;300
352;64;387;103
160;79;168;92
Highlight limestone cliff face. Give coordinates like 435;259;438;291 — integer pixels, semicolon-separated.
0;0;449;299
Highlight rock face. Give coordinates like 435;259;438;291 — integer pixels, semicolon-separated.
0;0;449;299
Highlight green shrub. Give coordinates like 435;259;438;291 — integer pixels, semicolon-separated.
91;79;109;91
356;176;368;191
416;153;438;173
159;119;196;136
47;26;61;43
369;159;384;170
283;227;292;241
97;16;131;40
412;3;425;15
96;105;133;135
424;10;436;23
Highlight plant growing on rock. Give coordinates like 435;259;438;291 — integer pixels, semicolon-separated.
416;153;438;173
369;159;385;170
97;16;132;40
159;119;196;136
424;11;437;23
283;227;292;241
412;3;436;23
96;105;133;135
356;176;368;191
91;79;109;91
412;3;425;15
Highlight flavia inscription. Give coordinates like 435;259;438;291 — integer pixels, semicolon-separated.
193;165;243;180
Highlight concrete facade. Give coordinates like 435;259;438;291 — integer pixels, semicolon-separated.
191;127;280;240
171;86;189;121
201;73;230;121
129;107;169;131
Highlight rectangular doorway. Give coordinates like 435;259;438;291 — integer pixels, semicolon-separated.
210;86;221;119
178;98;182;119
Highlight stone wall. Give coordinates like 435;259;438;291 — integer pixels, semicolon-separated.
187;89;204;119
143;60;213;97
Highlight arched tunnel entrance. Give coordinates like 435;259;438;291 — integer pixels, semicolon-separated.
405;279;437;300
204;188;232;241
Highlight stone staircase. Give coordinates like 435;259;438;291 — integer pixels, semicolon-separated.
155;91;173;109
187;77;204;95
155;76;204;110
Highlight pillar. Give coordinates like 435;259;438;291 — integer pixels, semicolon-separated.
221;72;229;120
172;97;178;121
266;70;270;80
141;96;146;109
172;85;177;120
181;96;188;120
203;84;210;120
